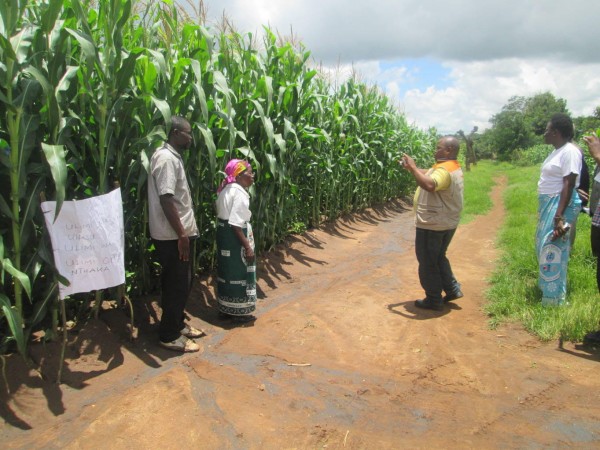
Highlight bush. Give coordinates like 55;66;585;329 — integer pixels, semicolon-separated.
511;144;552;166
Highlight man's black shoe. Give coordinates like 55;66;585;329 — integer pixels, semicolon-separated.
583;330;600;345
443;289;464;303
415;298;443;311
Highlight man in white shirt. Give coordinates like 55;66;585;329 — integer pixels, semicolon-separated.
148;116;205;352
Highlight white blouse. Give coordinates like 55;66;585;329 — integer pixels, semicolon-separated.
216;183;251;228
538;142;581;195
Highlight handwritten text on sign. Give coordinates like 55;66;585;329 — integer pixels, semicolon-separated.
42;188;125;299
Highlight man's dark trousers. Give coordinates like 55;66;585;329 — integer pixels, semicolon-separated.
415;227;460;302
154;239;193;342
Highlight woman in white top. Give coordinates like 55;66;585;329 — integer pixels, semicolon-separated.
536;113;582;306
215;159;257;323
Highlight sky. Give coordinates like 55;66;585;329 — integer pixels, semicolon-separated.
191;0;600;134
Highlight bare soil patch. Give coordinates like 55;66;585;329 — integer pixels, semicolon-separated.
2;178;600;449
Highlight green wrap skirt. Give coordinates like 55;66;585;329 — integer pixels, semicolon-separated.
216;219;256;316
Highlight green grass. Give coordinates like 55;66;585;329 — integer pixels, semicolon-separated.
461;160;511;224
480;164;600;341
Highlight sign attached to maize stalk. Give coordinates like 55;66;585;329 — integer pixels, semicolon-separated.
42;189;125;300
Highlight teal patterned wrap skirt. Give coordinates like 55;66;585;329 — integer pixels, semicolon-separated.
216;219;257;316
535;190;581;306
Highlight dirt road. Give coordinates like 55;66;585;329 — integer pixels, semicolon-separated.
3;179;600;449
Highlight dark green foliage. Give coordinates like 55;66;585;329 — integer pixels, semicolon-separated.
477;93;595;162
523;92;569;136
490;109;535;160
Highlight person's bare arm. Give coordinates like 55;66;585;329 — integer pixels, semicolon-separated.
552;173;577;240
232;225;254;263
400;154;436;192
583;133;600;165
159;194;190;261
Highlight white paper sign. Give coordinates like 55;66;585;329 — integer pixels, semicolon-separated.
41;188;125;300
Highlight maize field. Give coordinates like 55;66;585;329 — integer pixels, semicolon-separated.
0;0;435;357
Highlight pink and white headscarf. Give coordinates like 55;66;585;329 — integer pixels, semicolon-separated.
217;159;251;193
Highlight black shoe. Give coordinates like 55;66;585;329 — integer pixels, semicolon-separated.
218;311;232;321
583;330;600;345
231;314;256;324
443;289;464;303
415;298;443;311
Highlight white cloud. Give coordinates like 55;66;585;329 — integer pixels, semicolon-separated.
193;0;600;134
201;0;600;63
396;59;600;133
385;81;401;106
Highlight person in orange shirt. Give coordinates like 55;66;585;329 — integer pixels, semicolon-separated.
400;136;464;311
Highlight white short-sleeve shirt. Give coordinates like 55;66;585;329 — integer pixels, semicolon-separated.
216;183;251;228
538;142;582;195
148;143;198;240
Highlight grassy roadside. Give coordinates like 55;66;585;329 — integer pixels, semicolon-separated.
466;161;600;341
461;160;511;224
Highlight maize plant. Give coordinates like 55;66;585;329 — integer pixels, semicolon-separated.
0;0;435;359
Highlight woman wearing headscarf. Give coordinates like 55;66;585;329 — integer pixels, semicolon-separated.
536;113;582;306
215;159;257;323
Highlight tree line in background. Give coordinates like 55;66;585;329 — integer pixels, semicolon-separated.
469;92;600;162
0;0;436;357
